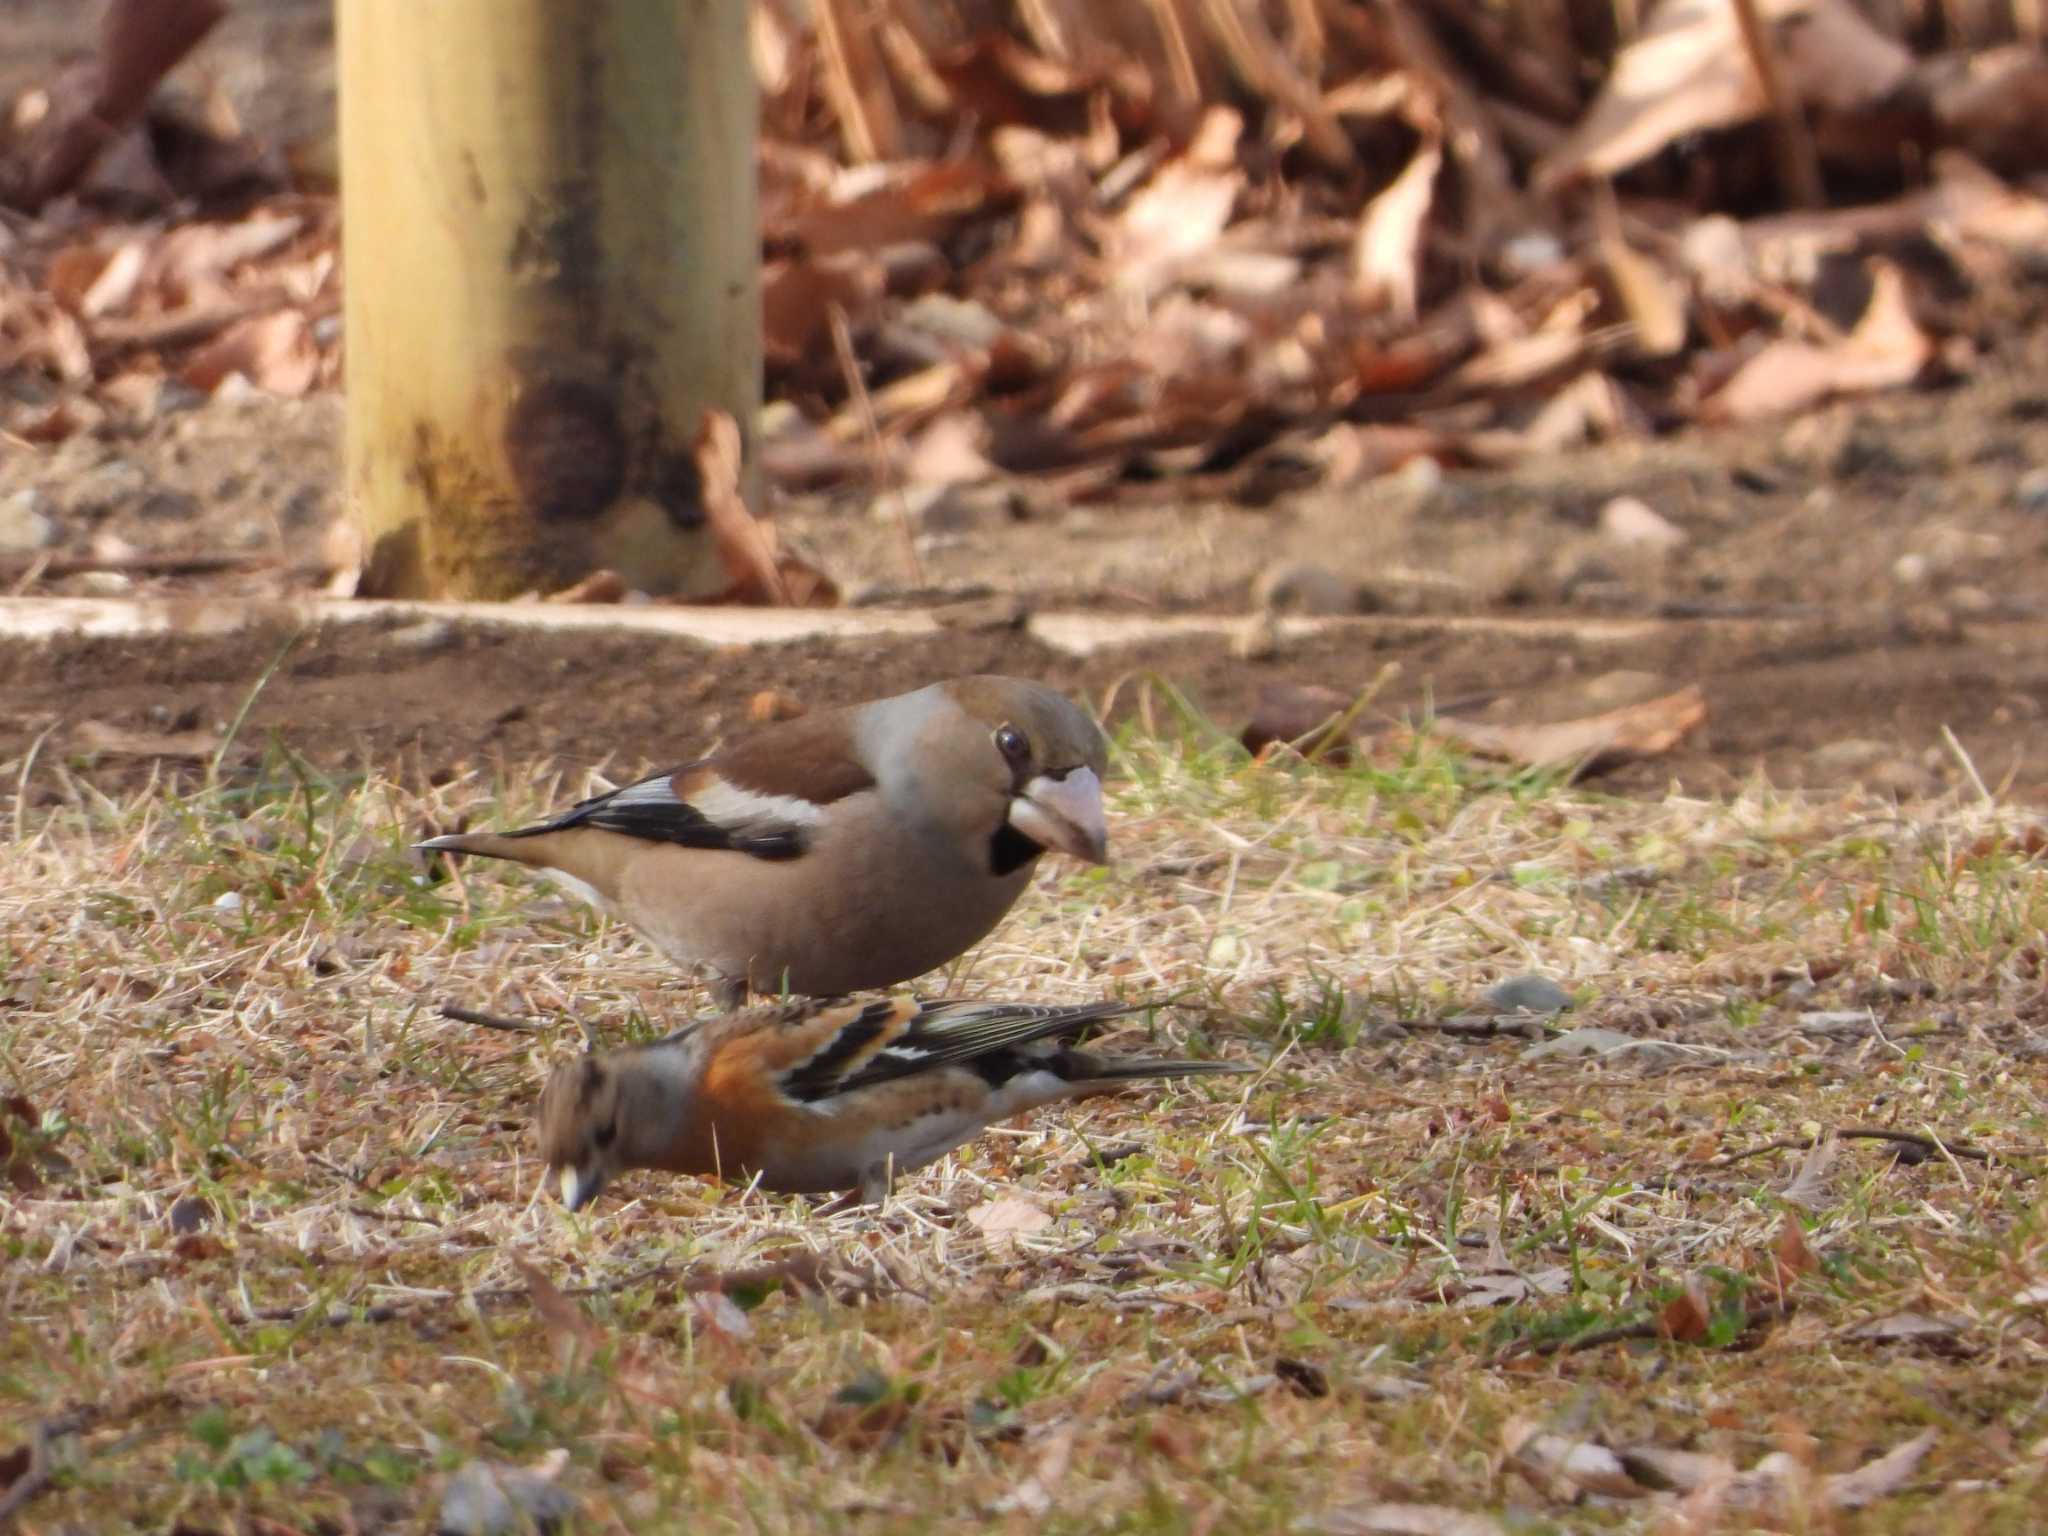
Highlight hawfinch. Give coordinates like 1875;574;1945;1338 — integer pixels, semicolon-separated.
537;995;1252;1208
417;677;1109;1003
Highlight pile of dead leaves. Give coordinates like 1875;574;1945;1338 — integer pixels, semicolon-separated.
6;0;2048;528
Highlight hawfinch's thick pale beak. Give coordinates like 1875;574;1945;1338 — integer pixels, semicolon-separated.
557;1164;604;1212
1007;766;1109;864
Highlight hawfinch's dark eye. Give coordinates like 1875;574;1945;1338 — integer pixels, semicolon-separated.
593;1123;617;1149
994;725;1029;764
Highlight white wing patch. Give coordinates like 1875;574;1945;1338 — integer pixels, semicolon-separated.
682;777;827;832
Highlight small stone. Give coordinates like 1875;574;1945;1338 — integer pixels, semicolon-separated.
0;489;57;553
875;483;1006;533
1252;560;1357;616
437;1459;578;1536
1481;974;1574;1015
79;571;133;595
1498;230;1567;277
1798;1010;1879;1037
387;619;458;654
212;891;244;915
1384;455;1444;503
2016;467;2048;512
167;1195;211;1235
899;292;1006;348
136;489;199;522
1598;495;1686;552
1892;552;1930;584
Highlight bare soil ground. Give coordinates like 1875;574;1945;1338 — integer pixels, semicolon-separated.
10;344;2048;808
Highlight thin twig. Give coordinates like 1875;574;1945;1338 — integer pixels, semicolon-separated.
1711;1126;1998;1167
0;551;276;583
1728;0;1823;208
1501;1300;1794;1360
827;300;924;588
439;1003;543;1034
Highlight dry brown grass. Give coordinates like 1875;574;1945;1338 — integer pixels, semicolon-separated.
2;703;2046;1532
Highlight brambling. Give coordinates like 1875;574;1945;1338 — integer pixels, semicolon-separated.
417;677;1109;1004
536;995;1252;1208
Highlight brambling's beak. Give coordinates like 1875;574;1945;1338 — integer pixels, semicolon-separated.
556;1163;605;1212
1007;766;1108;865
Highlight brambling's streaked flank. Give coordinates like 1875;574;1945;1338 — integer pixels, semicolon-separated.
417;677;1109;1005
537;996;1251;1208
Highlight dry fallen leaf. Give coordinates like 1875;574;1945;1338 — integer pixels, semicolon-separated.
1111;112;1244;299
1601;237;1688;358
692;1291;755;1342
1779;1134;1837;1210
147;210;303;301
512;1253;603;1366
1436;685;1708;775
1823;1429;1937;1509
1536;0;1910;190
988;1422;1076;1516
45;237;147;317
1352;139;1441;321
1503;1419;1645;1500
1658;1274;1714;1343
1451;1266;1571;1308
179;309;318;397
966;1195;1053;1237
1615;1443;1736;1494
1848;1311;1968;1346
1301;1504;1506;1536
1702;261;1931;423
693;407;836;607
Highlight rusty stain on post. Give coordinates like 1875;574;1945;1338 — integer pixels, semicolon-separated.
339;0;761;599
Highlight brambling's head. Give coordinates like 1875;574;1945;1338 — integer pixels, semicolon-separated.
537;1054;625;1211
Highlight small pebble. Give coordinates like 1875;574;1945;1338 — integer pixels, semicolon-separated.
437;1459;577;1536
1480;974;1574;1015
1384;455;1444;504
1251;560;1357;616
387;619;458;654
1598;495;1687;552
2015;467;2048;512
1498;230;1567;277
0;489;57;553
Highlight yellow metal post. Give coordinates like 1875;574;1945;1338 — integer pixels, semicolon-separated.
339;0;760;598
